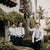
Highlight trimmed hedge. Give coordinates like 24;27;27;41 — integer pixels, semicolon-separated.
24;38;32;47
48;35;50;40
0;41;33;50
0;8;24;26
44;35;48;42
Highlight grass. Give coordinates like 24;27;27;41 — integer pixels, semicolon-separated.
42;42;50;50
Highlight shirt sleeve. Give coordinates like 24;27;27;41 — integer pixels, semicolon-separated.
22;28;25;36
38;29;43;41
15;28;18;36
28;27;35;31
8;28;12;35
32;32;35;42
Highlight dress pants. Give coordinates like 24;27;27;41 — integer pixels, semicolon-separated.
10;35;16;45
15;37;24;46
31;38;41;50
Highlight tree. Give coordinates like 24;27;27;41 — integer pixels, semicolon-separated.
37;6;45;23
45;19;50;32
0;8;24;26
0;8;8;20
46;19;50;28
8;11;24;26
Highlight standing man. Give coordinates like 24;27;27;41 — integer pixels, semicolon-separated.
9;23;16;45
28;23;43;50
15;21;25;46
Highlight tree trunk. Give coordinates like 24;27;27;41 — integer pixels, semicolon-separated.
34;0;37;20
25;18;31;38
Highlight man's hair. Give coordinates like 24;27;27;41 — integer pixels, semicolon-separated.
17;21;22;27
35;23;40;25
18;21;22;25
11;22;14;25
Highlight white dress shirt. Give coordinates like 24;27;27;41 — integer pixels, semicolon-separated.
9;27;16;36
16;27;25;37
28;27;43;42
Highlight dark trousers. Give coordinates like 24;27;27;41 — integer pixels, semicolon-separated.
15;37;24;46
10;35;16;45
31;38;41;50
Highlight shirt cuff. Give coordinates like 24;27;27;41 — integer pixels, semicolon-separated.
38;38;41;41
32;39;34;42
22;34;25;36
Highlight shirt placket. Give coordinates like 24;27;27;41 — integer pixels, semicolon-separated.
35;28;37;38
35;28;39;39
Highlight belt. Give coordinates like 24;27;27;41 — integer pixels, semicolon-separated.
34;38;41;42
34;38;39;40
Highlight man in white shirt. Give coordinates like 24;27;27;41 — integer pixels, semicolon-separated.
15;21;25;46
9;23;16;45
28;23;43;50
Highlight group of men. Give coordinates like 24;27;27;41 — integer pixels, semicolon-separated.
9;21;43;50
9;21;25;46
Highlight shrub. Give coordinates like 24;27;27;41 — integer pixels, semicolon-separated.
8;11;24;26
0;41;33;50
48;35;50;40
41;39;44;48
24;38;32;47
30;18;35;35
42;42;50;50
44;35;48;42
0;8;24;26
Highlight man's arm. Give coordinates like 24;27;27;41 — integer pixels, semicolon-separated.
22;28;25;36
20;28;25;38
8;28;12;36
32;32;35;43
28;26;35;31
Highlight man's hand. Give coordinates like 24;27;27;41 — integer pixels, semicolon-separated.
35;40;38;42
20;35;24;38
32;41;34;43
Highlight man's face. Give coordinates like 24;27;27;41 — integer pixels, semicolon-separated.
35;24;37;28
19;23;22;27
12;24;15;28
35;23;40;28
36;24;40;28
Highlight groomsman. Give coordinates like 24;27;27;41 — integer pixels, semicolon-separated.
28;23;43;50
9;23;16;45
15;21;25;46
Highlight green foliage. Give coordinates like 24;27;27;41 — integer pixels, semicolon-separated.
8;11;24;26
46;19;50;25
30;18;35;28
37;6;45;19
0;8;8;20
0;8;24;26
32;12;34;16
42;42;50;50
48;35;50;40
41;39;44;48
24;39;32;47
44;35;48;42
30;18;35;35
46;19;50;31
0;41;33;50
